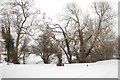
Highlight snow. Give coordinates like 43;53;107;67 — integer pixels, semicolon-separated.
26;54;44;64
0;64;2;80
19;54;69;64
20;54;44;64
1;60;118;78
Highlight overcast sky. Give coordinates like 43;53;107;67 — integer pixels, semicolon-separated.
0;0;119;36
34;0;119;18
34;0;119;35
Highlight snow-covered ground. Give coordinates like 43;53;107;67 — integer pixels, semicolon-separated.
0;64;2;79
1;60;118;78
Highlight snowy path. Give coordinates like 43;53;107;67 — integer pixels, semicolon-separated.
2;60;118;78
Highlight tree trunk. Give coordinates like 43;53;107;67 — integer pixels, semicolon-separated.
57;53;64;66
65;38;73;63
79;54;87;63
43;57;49;64
23;53;25;64
77;30;86;63
6;49;10;62
12;50;20;64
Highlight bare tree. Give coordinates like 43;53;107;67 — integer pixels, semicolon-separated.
0;0;40;64
57;2;115;63
84;2;115;62
0;1;116;64
19;37;29;64
1;25;14;63
53;23;74;63
34;22;55;63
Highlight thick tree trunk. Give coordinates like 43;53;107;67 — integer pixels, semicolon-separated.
57;53;64;66
12;54;19;64
79;54;87;63
43;57;49;64
6;49;10;62
65;37;73;63
13;35;20;64
77;31;86;63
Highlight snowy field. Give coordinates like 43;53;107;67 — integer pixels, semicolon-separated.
0;64;2;80
0;60;118;78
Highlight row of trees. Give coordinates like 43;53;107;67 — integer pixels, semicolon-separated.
0;0;118;65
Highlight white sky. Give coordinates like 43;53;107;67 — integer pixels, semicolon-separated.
34;0;119;18
34;0;119;35
0;0;119;37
